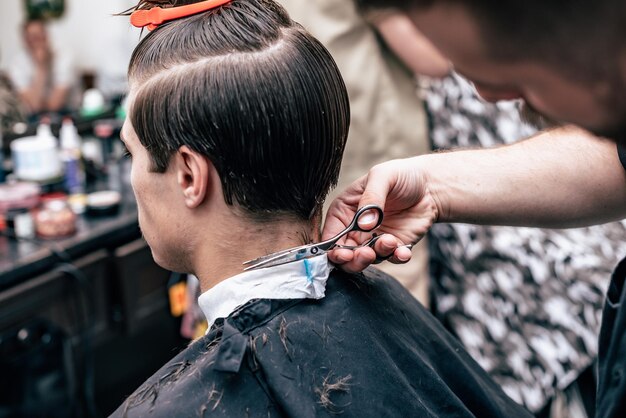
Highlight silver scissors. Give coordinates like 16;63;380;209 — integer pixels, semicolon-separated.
243;204;384;271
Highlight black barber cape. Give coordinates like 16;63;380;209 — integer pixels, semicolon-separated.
596;143;626;418
111;268;531;417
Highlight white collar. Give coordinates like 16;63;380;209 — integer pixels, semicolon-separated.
198;254;331;329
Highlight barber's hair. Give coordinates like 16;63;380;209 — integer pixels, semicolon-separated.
358;0;625;82
127;0;349;221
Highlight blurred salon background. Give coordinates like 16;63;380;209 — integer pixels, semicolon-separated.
0;0;133;109
1;1;625;417
0;2;196;417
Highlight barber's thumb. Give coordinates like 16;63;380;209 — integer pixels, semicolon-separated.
357;192;387;229
358;209;379;229
355;165;393;229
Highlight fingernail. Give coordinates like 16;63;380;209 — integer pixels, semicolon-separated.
359;212;376;225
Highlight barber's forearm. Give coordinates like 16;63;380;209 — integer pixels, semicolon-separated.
421;126;626;228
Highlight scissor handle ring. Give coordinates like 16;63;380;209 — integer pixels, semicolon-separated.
351;204;384;233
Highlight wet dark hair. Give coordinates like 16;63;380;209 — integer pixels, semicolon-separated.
358;0;625;83
126;0;349;221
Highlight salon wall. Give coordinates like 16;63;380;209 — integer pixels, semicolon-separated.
0;0;138;96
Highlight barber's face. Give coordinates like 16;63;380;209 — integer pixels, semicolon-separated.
410;5;626;140
120;117;189;272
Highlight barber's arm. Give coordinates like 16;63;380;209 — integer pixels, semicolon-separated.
323;126;626;272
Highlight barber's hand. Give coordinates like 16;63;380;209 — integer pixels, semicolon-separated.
323;157;439;273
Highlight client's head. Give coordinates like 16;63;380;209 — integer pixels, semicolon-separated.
121;0;349;277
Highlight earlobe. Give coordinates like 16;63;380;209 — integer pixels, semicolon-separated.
177;146;210;209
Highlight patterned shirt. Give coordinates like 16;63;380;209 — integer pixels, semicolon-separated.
424;73;626;412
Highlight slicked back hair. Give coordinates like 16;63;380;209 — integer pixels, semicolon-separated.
127;0;350;221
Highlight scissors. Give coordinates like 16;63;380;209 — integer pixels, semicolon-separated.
243;204;384;271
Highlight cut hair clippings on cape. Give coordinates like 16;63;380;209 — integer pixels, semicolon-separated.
130;0;232;31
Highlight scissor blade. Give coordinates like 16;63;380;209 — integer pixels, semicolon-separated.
243;254;298;271
244;251;324;271
243;244;318;271
243;251;296;270
242;243;312;267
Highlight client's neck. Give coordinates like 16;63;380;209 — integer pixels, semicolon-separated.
192;208;320;293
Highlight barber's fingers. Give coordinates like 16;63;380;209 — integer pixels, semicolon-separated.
371;234;413;264
332;247;377;274
371;233;400;259
356;169;393;230
328;248;355;265
385;244;413;264
329;234;411;273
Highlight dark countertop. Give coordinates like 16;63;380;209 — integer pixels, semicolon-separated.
0;190;141;291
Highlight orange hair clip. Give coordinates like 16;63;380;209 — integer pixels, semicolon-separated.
130;0;232;31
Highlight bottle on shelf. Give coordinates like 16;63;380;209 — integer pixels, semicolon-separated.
59;118;86;195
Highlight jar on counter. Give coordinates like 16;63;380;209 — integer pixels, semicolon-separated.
0;181;40;239
6;207;35;239
34;199;77;238
0;181;41;213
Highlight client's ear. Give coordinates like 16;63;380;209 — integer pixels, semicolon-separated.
175;145;211;209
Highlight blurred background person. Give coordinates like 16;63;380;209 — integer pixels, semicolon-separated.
8;19;76;118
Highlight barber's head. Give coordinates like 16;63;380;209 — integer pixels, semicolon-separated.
121;0;349;269
360;0;626;140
